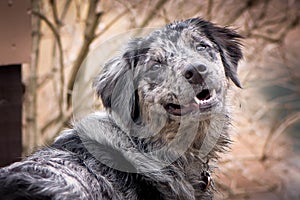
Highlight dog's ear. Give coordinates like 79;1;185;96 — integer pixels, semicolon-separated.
209;26;243;88
190;18;243;88
94;57;133;108
93;39;144;124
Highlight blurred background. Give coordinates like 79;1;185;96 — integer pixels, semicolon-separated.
0;0;300;199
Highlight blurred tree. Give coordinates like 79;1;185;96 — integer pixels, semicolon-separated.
24;0;41;152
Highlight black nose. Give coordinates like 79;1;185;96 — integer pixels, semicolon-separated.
182;63;207;84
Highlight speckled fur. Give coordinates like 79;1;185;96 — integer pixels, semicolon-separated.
0;18;242;200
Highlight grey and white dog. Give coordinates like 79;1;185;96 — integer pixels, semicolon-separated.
0;18;242;200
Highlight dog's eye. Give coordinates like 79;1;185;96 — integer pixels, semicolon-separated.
150;63;161;71
196;43;208;51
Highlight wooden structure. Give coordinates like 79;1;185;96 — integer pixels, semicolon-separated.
0;0;31;167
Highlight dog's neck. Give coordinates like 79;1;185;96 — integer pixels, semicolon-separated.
75;112;220;199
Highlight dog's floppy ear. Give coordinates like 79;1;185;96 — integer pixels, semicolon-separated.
209;26;243;88
190;18;243;88
94;55;134;108
93;39;144;125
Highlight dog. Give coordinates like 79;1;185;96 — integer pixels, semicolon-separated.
0;17;242;200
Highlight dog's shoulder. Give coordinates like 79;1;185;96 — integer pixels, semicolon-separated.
0;112;135;200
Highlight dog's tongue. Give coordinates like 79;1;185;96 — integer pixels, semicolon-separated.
182;102;199;113
165;98;202;115
173;102;198;115
165;90;215;115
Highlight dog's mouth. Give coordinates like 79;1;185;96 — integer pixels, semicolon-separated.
164;89;218;116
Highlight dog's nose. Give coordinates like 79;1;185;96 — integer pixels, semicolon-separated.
182;63;207;84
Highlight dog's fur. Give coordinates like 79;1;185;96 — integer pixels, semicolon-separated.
0;18;242;200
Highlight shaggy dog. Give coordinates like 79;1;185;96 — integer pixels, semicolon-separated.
0;18;242;200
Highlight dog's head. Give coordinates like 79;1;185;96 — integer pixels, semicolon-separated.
94;17;242;147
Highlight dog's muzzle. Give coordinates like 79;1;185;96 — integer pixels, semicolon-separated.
163;63;220;116
164;88;218;116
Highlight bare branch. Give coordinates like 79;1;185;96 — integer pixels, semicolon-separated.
249;14;299;43
40;113;63;134
261;112;300;161
249;33;282;43
74;0;82;21
49;0;60;26
31;11;65;116
67;0;102;108
48;0;73;120
256;0;270;22
41;109;73;144
37;73;53;88
60;0;72;22
49;0;67;119
139;0;168;28
94;1;143;39
225;0;260;25
94;9;129;38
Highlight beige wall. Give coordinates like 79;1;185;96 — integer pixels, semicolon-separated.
0;0;31;65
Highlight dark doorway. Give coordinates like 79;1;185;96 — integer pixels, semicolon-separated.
0;65;22;167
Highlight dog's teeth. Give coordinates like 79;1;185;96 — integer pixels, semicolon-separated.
211;89;216;98
194;96;202;105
